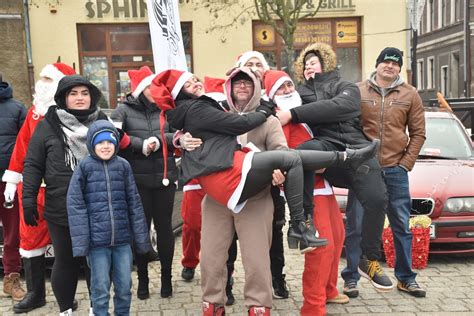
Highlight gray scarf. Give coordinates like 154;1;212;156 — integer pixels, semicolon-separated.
56;108;99;170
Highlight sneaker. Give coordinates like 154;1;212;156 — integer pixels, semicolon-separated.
358;256;394;291
397;280;426;298
326;293;350;304
343;280;359;298
181;267;195;281
272;275;289;299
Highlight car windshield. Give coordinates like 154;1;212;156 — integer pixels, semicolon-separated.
419;116;473;160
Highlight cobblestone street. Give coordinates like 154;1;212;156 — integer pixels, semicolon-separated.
1;234;473;315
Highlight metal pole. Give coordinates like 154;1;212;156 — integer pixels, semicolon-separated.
411;28;418;88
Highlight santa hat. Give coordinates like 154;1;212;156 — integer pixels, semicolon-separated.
235;51;270;71
264;70;293;100
39;63;76;82
128;66;156;98
203;76;226;102
150;69;193;186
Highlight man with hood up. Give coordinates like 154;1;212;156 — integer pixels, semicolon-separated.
200;67;287;316
276;43;392;292
342;47;426;298
0;77;27;302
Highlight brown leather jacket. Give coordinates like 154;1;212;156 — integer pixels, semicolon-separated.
357;74;426;171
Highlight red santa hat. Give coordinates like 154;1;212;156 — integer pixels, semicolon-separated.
128;66;156;98
235;51;270;71
39;63;76;82
203;76;226;102
149;69;193;186
264;70;293;100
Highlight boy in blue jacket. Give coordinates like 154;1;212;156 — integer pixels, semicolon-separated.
67;120;150;316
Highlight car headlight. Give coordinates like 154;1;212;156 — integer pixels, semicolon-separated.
335;195;348;211
443;197;474;213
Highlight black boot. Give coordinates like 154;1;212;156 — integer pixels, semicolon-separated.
288;214;328;253
136;254;150;300
341;139;380;171
160;270;173;298
13;255;46;313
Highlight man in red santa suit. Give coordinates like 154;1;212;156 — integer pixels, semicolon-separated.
2;63;76;313
265;70;349;316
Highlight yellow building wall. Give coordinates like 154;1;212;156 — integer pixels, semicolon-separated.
29;0;409;81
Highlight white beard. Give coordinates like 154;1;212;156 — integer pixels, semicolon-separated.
33;80;58;116
274;91;302;111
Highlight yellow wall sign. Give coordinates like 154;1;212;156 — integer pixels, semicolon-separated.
336;20;358;43
254;25;275;46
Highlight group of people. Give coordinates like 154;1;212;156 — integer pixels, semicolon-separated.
0;42;427;316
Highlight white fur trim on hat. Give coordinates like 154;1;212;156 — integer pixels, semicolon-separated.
205;92;226;102
39;64;65;83
268;76;292;100
171;72;193;99
235;51;270;71
132;74;156;98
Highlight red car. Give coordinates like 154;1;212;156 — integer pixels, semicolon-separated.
334;108;474;254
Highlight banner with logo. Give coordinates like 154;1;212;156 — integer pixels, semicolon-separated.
147;0;188;72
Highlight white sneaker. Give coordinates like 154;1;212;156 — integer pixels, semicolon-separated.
59;308;73;316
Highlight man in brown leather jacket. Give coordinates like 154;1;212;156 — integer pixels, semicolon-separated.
341;47;427;298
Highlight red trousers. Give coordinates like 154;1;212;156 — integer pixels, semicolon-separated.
0;182;21;274
181;188;205;268
301;186;345;316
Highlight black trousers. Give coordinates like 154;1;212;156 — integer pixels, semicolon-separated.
239;149;340;223
47;221;89;312
135;184;176;278
270;185;286;278
298;139;388;260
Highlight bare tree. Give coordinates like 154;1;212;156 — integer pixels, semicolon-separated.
197;0;322;77
254;0;322;77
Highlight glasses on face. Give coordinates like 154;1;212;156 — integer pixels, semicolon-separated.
232;80;253;88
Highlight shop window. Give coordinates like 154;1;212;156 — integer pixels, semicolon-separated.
78;23;193;108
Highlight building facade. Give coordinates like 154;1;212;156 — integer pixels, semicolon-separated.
21;0;409;108
0;0;31;105
416;0;472;100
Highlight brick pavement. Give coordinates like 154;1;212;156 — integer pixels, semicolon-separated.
1;235;473;315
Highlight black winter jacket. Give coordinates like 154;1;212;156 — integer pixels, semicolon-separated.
0;81;27;176
291;71;370;149
22;76;108;226
111;94;177;188
166;95;267;183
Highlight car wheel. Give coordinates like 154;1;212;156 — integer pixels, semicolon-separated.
148;222;160;262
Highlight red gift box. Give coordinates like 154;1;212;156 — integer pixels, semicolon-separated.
382;227;430;269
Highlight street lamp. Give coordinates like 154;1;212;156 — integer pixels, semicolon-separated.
408;0;426;88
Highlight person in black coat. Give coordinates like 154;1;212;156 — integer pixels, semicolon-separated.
111;66;178;299
0;79;27;301
276;43;392;290
22;75;128;315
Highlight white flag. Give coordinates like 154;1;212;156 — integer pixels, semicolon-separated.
147;0;188;72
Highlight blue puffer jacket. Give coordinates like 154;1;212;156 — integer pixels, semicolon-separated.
67;120;151;257
0;81;26;177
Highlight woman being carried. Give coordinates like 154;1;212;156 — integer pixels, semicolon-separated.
150;68;378;253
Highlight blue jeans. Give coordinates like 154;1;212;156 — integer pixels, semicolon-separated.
88;244;133;316
342;166;417;283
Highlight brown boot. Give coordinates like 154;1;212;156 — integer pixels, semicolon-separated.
3;272;26;301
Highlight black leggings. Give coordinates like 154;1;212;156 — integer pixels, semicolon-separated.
47;221;89;312
239;149;340;222
135;184;176;278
